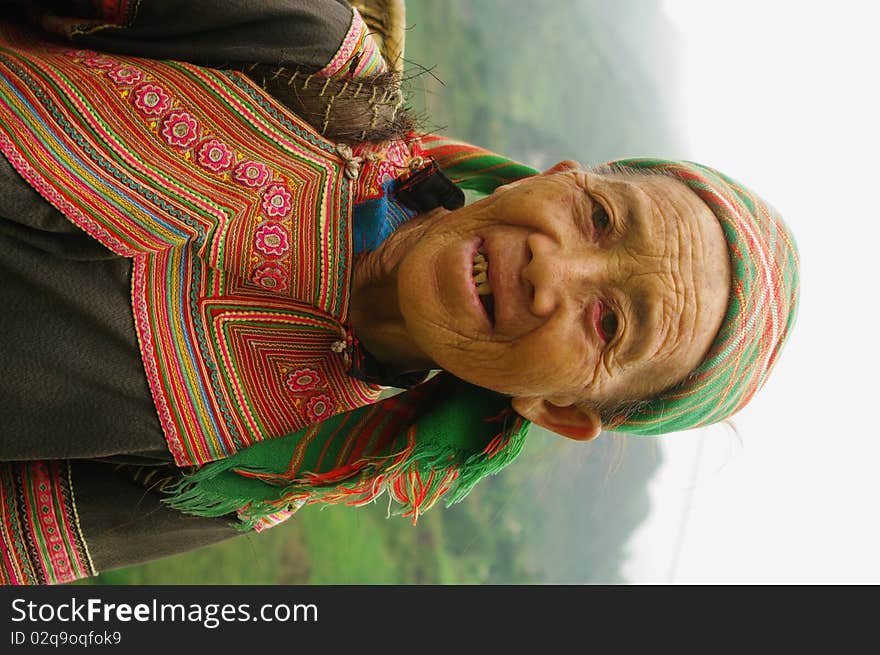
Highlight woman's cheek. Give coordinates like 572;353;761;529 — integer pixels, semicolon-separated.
497;339;576;395
538;326;597;389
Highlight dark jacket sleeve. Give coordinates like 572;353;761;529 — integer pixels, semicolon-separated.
0;155;169;462
21;0;353;69
70;461;241;576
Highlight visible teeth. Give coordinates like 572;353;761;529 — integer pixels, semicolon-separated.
472;251;492;295
472;251;491;293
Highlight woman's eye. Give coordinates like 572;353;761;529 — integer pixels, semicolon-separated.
592;204;610;233
599;311;618;342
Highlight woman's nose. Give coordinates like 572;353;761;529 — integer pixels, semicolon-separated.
523;233;606;317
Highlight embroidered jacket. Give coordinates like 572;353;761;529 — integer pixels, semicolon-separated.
0;7;521;584
0;22;424;468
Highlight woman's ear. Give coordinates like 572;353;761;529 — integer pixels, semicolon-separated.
511;397;602;442
544;160;582;175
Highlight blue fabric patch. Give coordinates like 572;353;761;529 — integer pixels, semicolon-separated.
352;179;417;255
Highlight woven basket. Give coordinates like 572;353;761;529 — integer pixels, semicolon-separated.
349;0;406;73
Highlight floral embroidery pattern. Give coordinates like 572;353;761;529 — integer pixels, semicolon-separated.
107;66;144;85
285;367;322;393
283;367;339;424
233;161;271;188
261;184;293;218
254;223;290;257
351;139;413;202
304;393;335;422
161;111;200;149
123;65;303;287
82;55;116;69
251;262;289;292
16;47;382;472
279;363;346;426
196;138;235;173
132;83;171;116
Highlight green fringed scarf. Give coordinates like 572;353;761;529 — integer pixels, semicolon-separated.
166;374;529;529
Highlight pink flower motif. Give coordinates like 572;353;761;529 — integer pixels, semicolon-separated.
261;184;293;218
196;139;235;172
254;223;290;257
107;66;144;84
285;367;322;393
82;55;116;69
107;66;144;85
233;161;271;188
251;262;289;292
132;83;172;116
304;393;335;422
161;111;200;149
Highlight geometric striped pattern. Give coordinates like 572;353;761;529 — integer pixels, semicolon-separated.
0;26;384;465
350;137;415;203
0;461;96;585
316;8;387;81
608;158;800;435
418;134;540;195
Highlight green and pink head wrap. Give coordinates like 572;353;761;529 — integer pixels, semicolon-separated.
603;158;799;434
420;137;801;435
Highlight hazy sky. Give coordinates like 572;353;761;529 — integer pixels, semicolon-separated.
623;0;880;583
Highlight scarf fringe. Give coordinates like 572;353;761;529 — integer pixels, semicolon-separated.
164;414;529;530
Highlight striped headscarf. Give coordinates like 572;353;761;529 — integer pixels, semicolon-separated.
603;158;799;435
420;138;800;436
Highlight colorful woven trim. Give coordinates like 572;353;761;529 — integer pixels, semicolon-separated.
418;134;539;195
0;26;388;466
349;136;420;203
316;8;387;81
608;159;800;435
1;461;96;586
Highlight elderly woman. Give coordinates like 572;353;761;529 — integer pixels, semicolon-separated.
0;0;798;584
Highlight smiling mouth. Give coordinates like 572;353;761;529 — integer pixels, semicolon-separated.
472;249;495;325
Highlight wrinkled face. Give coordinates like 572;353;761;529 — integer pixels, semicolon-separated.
396;163;731;409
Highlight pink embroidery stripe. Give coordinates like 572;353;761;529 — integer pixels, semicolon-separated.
316;8;387;80
0;462;94;585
